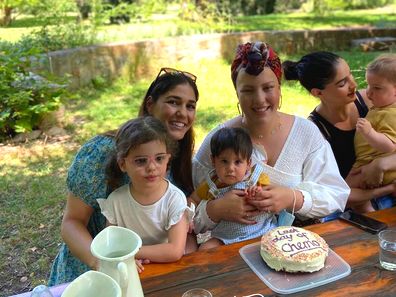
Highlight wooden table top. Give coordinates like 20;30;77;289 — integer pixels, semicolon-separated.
140;207;396;297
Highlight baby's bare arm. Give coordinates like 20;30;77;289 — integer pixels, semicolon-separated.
357;118;396;153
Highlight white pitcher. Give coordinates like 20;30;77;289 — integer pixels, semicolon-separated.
91;226;144;297
61;270;122;297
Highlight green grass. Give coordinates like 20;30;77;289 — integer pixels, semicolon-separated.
1;6;395;44
234;7;396;32
0;143;76;295
0;15;77;42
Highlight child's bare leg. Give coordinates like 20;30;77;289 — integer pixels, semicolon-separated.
351;200;375;213
199;238;223;250
185;233;198;254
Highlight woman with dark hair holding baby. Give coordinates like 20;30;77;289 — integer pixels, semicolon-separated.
282;51;396;213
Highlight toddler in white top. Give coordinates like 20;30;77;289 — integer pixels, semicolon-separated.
98;117;194;272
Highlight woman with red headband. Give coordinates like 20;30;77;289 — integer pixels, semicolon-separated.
192;42;349;235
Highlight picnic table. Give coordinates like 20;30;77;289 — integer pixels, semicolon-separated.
11;207;396;297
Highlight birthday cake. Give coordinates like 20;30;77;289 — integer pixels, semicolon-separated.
260;226;329;273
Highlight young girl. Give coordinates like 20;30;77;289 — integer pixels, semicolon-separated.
191;127;276;250
98;117;195;272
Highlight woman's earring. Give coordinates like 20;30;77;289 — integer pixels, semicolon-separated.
278;94;282;110
237;102;244;117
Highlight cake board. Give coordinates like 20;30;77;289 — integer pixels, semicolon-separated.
239;242;351;295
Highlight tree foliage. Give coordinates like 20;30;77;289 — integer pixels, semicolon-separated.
0;40;67;138
0;0;75;26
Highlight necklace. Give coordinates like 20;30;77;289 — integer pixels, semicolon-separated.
271;120;282;135
248;114;282;139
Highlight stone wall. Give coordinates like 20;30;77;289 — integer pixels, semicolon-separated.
39;27;396;89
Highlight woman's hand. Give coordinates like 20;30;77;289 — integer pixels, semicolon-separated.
206;189;259;224
246;185;297;214
359;158;387;188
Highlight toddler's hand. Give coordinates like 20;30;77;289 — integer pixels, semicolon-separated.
246;185;262;199
356;118;372;136
135;259;150;273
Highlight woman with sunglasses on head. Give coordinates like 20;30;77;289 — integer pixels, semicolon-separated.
48;68;199;286
282;51;396;214
192;42;349;237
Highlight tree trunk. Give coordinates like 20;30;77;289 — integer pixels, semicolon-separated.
0;6;13;26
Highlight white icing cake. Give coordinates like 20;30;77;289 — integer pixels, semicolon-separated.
260;226;329;273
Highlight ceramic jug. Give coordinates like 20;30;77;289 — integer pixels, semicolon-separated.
91;226;144;297
61;270;122;297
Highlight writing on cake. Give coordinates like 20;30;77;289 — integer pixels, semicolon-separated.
271;227;326;256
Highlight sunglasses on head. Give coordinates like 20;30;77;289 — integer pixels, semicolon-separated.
156;67;197;83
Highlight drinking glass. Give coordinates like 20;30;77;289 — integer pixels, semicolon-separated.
182;288;212;297
30;285;54;297
378;229;396;271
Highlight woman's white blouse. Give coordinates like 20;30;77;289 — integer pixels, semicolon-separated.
192;116;350;230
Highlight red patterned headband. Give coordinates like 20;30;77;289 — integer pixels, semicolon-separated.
231;42;282;86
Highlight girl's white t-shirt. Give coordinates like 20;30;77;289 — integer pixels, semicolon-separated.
98;180;194;245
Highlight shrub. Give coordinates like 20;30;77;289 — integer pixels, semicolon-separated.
0;41;67;139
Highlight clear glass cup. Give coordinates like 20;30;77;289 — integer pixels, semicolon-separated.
30;285;54;297
378;229;396;271
182;288;212;297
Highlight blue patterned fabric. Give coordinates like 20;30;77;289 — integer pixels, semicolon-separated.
48;135;130;286
208;164;278;244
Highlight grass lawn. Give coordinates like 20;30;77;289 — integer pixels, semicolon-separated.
0;49;384;296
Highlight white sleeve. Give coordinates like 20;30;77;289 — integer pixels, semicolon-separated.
97;198;117;225
166;184;195;230
295;140;350;218
193;200;217;234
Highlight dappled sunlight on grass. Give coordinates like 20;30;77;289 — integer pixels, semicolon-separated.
281;82;318;118
0;27;36;42
66;78;148;142
3;6;395;45
235;7;396;32
95;7;396;43
0;142;76;212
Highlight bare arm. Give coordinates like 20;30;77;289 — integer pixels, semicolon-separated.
136;213;189;262
356;118;396;153
358;153;396;187
61;193;98;270
346;184;395;208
